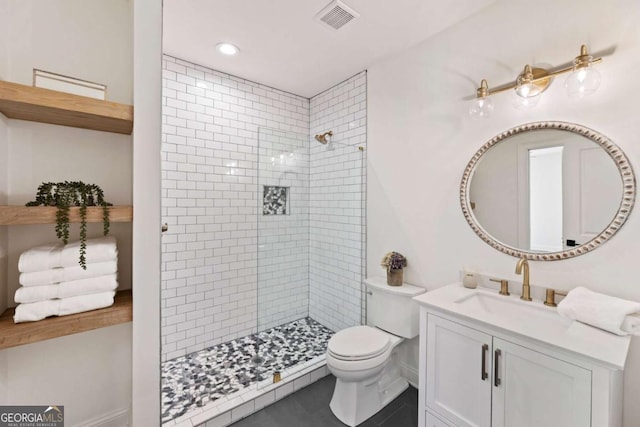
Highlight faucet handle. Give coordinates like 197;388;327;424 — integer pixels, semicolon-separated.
490;278;510;296
544;289;568;307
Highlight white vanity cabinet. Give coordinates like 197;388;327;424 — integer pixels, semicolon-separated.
415;284;630;427
426;314;591;427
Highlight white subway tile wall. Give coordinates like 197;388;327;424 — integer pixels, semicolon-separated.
309;72;367;333
161;55;310;360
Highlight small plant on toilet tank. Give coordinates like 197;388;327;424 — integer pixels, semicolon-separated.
381;251;407;286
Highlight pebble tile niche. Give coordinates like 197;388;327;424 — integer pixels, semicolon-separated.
161;317;333;422
263;185;289;215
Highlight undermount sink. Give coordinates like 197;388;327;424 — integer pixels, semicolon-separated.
454;288;572;330
455;290;555;317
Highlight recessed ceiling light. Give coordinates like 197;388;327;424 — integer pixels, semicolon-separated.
216;43;239;56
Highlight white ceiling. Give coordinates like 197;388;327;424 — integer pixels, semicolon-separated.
163;0;495;98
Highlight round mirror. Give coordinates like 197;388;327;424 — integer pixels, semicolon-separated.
460;122;635;260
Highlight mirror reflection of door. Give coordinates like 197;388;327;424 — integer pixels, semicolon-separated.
562;140;622;249
528;146;563;252
470;128;623;253
518;134;622;252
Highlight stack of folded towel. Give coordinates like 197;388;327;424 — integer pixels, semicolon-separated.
13;236;119;323
557;286;640;336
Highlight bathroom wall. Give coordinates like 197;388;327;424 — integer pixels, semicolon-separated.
0;0;9;406
367;0;640;424
2;324;132;426
0;0;8;316
309;72;367;333
0;115;6;316
131;0;162;422
161;55;310;360
0;0;133;424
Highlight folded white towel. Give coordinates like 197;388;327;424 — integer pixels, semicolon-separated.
18;236;118;273
557;286;640;336
14;274;118;304
19;260;118;287
13;291;116;323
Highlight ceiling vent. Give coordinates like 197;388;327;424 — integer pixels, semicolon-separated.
315;0;360;31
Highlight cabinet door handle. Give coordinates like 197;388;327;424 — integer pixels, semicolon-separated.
494;349;502;387
481;344;488;380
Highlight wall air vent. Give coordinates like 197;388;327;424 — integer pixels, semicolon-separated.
315;0;360;31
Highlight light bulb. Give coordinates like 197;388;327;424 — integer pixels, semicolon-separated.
514;65;544;98
469;97;494;119
512;91;541;110
515;82;544;98
565;64;601;98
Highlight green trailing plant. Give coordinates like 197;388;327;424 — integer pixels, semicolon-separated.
26;181;112;269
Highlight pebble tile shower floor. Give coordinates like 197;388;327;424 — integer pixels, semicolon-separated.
161;317;334;422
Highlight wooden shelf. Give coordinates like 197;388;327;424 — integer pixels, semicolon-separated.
0;80;133;134
0;290;132;350
0;205;132;225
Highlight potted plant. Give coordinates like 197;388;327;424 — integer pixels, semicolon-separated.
26;181;112;269
381;251;407;286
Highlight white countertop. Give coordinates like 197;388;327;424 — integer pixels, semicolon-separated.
413;282;631;370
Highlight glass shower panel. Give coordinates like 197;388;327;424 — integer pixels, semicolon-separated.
255;127;365;386
307;137;365;334
257;128;310;331
255;128;310;382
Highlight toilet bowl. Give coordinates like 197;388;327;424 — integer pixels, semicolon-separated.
325;277;426;426
326;325;407;426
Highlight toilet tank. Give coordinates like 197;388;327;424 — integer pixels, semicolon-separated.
365;277;426;339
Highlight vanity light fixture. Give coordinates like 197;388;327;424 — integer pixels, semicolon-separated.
469;45;602;119
216;42;240;56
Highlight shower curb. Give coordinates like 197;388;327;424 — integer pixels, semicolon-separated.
164;357;329;427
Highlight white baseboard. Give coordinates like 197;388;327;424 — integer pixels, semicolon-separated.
75;407;130;427
400;361;419;389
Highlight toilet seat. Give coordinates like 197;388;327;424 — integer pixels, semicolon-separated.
328;326;391;361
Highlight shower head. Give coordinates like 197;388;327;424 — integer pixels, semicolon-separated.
315;131;333;144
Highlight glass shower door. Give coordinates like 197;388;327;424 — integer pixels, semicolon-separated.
255;127;310;384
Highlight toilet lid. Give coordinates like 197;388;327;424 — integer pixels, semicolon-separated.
328;326;390;360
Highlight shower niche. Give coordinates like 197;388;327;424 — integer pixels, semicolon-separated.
262;186;289;215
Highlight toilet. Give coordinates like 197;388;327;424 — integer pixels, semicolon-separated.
326;277;426;426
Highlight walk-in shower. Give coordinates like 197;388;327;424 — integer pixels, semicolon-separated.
159;57;367;426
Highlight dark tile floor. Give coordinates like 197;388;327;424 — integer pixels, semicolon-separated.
230;375;418;427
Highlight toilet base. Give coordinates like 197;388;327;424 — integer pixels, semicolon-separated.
329;356;408;426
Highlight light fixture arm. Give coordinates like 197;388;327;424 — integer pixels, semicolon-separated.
474;45;602;97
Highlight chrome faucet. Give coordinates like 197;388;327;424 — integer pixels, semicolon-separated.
515;255;532;301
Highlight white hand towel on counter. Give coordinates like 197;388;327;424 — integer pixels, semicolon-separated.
18;236;118;273
557;286;640;336
14;274;118;304
19;260;118;287
622;314;640;335
13;291;116;323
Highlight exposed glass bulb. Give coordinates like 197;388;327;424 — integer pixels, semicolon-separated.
515;83;543;98
515;65;544;98
565;64;601;98
469;97;494;119
512;91;540;110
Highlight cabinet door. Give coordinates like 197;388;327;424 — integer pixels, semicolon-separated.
426;315;492;427
426;411;454;427
491;338;591;427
